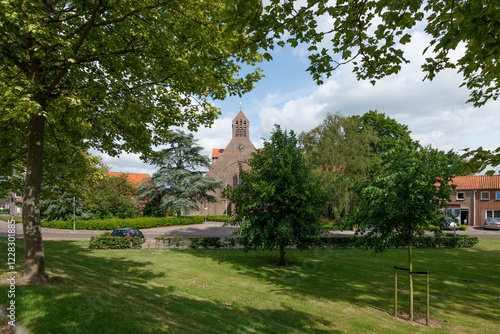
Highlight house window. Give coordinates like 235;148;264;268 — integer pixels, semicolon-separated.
486;210;500;218
481;191;490;200
456;192;465;200
496;191;500;200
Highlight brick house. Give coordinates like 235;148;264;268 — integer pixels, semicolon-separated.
446;175;500;227
198;110;256;215
0;192;22;216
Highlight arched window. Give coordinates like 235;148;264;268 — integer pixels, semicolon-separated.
235;121;239;137
233;174;238;187
243;121;247;137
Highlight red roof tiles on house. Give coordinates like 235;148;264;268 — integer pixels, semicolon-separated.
107;172;150;187
451;175;500;190
212;148;224;158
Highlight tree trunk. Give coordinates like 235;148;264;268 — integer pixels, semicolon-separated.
408;242;413;322
22;112;47;283
279;245;286;265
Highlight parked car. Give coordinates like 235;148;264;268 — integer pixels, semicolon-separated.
440;217;459;230
483;218;500;230
110;227;145;239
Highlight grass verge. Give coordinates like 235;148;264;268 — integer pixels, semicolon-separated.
0;238;499;333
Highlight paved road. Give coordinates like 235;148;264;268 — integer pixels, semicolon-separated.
1;220;499;240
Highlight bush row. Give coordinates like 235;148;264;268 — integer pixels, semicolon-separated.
154;235;479;250
42;216;205;230
89;232;145;249
205;215;233;223
314;235;479;249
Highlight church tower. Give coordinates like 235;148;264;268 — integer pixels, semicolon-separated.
200;110;256;215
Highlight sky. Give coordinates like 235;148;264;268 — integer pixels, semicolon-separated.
101;30;500;177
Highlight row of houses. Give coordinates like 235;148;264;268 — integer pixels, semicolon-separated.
446;175;500;226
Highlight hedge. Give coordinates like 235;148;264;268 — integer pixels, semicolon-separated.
182;235;479;250
42;216;205;230
205;215;233;223
89;232;145;249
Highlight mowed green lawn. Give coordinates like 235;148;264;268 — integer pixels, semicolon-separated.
1;237;499;333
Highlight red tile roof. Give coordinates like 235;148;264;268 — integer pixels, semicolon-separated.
107;172;150;187
212;148;224;158
451;175;500;190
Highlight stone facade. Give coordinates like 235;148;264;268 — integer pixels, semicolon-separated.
198;110;256;215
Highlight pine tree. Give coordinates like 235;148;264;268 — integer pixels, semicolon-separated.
139;132;222;217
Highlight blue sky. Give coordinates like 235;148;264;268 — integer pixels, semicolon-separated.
102;33;500;176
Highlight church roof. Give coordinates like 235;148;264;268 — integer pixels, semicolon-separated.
233;110;249;122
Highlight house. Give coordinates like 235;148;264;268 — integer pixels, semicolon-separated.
446;175;500;227
198;110;256;215
0;192;22;216
107;171;150;187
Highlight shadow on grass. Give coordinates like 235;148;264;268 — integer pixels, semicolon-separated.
0;238;338;333
182;241;500;325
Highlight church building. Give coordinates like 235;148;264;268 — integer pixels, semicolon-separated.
199;110;256;215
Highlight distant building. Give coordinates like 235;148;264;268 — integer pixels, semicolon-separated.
446;175;500;227
107;171;150;188
198;110;256;215
0;192;22;216
107;171;151;211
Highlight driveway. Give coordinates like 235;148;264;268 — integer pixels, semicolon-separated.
1;221;499;240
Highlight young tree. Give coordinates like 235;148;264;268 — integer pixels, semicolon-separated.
0;1;263;282
225;125;327;265
300;112;378;220
138;132;222;217
347;141;463;321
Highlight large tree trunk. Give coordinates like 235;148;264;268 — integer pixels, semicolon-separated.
22;112;47;283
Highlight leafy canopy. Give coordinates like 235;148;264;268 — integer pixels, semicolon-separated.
347;141;463;252
300;112;377;220
225;125;327;264
238;0;500;107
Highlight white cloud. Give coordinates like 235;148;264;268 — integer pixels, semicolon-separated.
253;31;500;155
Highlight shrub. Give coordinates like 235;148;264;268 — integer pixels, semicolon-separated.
459;225;468;231
188;237;224;249
205;215;233;223
428;224;443;237
89;232;145;249
42;216;205;230
154;236;183;248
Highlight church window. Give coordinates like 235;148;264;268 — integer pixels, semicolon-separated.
233;174;238;187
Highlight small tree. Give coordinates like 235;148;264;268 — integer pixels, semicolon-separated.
225;125;327;265
347;140;463;321
139;132;222;217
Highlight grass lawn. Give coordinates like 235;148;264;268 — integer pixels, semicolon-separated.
1;238;499;333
